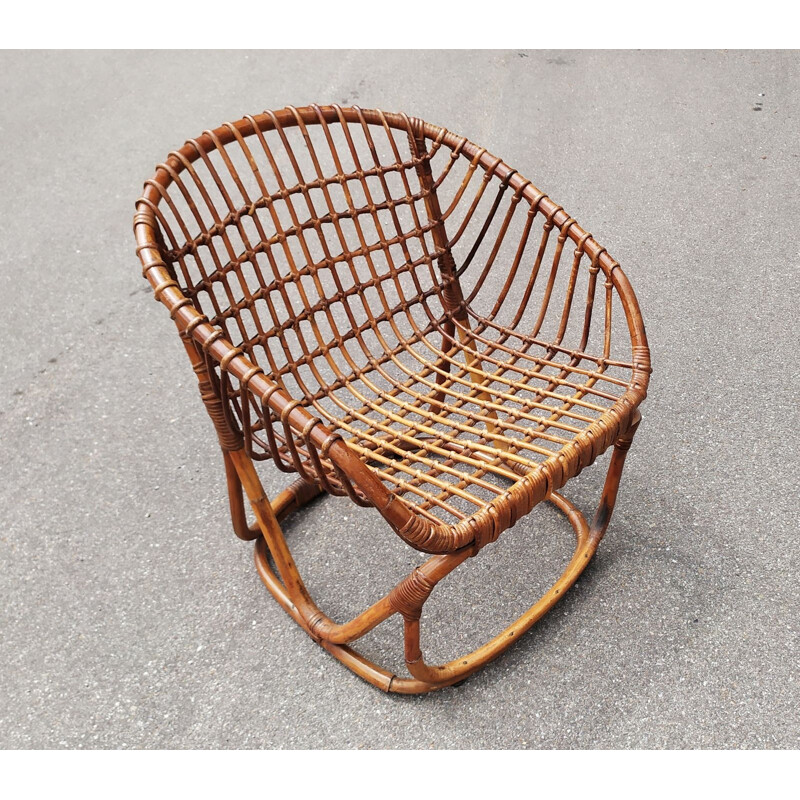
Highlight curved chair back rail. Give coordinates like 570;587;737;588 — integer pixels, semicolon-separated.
134;104;650;556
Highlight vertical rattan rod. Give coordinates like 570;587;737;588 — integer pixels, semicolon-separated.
181;337;243;452
227;449;328;631
407;122;464;317
408;122;503;439
223;450;260;541
179;335;259;542
588;410;641;545
407;122;459;410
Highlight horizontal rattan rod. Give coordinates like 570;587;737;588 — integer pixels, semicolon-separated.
370;341;602;429
235;306;445;403
354;446;495;518
176;228;444;307
333;419;511;497
454;321;616;452
190;213;447;307
522;372;618;465
385;461;499;522
438;306;631;394
346;423;505;496
365;466;473;523
327;383;548;476
270;476;325;521
463;305;637;373
310;376;572;500
256;350;555;494
333;378;574;452
400;324;614;416
344;446;482;517
362;385;576;454
445;325;631;396
450;329;614;435
250;304;631;399
526;377;609;460
356;284;625;416
339;305;606;429
299;314;600;447
325;376;570;469
339;352;587;449
321;366;558;467
234;282;622;434
454;330;628;399
162;163;433;256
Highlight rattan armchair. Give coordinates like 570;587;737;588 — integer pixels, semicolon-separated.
134;105;651;693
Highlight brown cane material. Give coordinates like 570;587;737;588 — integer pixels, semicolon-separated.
134;105;651;693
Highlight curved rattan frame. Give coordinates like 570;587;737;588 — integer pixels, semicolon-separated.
134;105;651;693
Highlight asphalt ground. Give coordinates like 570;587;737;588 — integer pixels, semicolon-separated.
1;50;798;748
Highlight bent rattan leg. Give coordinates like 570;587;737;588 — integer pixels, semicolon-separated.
232;419;640;693
399;416;642;689
401;493;590;687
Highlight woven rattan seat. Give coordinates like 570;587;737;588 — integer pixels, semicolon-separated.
134;105;651;692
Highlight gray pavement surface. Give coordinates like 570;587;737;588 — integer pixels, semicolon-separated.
1;50;798;749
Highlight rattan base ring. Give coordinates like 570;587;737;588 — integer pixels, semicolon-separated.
254;480;606;693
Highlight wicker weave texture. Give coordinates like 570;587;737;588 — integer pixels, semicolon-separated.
135;105;650;555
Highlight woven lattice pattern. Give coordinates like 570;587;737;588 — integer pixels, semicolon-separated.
137;105;649;535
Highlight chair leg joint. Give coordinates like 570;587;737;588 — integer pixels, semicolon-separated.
388;568;435;621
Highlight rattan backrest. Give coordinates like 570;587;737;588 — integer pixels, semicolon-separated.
141;105;644;396
142;108;451;400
